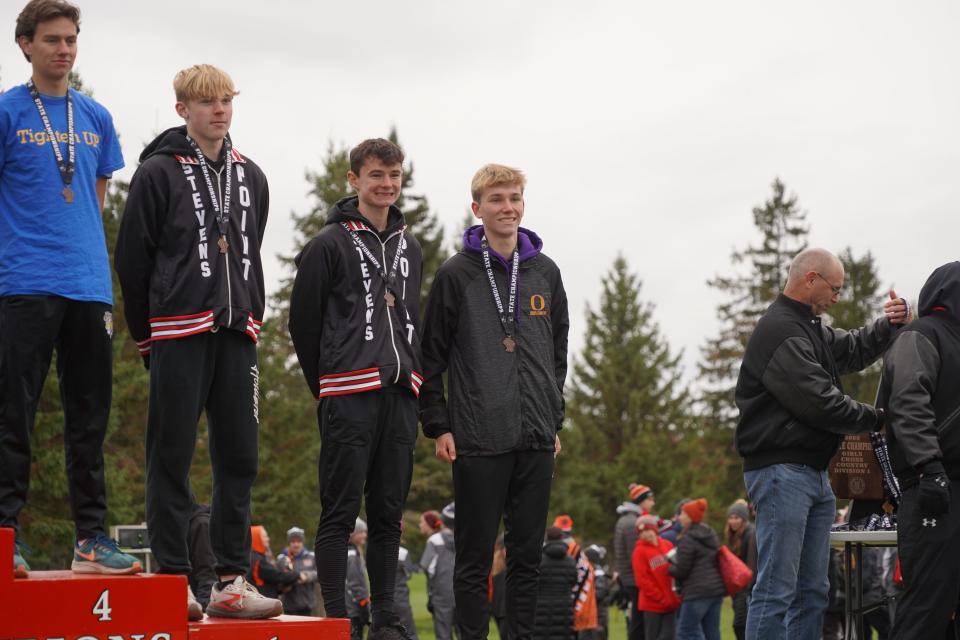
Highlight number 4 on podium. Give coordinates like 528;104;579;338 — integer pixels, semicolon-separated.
93;589;112;621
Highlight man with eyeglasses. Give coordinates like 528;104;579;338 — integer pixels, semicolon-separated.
734;247;910;640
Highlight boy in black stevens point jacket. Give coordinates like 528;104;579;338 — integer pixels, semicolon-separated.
289;138;422;640
420;164;569;640
115;64;275;621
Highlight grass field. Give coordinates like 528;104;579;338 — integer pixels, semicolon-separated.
404;572;737;639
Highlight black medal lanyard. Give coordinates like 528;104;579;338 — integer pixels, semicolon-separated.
342;223;406;308
481;237;519;353
186;135;233;254
27;80;75;203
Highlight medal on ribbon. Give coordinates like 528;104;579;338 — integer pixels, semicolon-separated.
481;237;519;353
27;80;75;203
186;135;233;254
341;222;406;309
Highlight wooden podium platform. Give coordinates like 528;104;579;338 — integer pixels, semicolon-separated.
0;527;349;640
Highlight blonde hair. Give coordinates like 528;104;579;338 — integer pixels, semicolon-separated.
173;64;239;102
471;164;526;203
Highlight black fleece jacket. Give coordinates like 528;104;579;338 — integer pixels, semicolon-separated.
735;294;894;471
880;262;960;487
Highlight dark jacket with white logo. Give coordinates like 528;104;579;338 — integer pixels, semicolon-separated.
115;126;269;362
735;294;894;471
880;262;960;488
288;196;423;399
420;225;569;456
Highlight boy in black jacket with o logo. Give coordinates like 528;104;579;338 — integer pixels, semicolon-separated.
420;164;570;640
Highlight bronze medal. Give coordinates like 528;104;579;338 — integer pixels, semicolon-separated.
384;290;396;307
218;236;229;254
503;336;516;353
63;186;74;203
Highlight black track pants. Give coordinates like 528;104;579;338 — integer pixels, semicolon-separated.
314;388;417;625
146;330;259;576
452;450;554;640
890;480;960;640
0;295;112;540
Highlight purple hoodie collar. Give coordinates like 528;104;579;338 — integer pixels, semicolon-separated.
463;225;542;265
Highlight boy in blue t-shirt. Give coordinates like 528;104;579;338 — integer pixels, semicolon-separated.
0;0;140;577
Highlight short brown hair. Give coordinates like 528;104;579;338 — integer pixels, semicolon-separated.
173;64;239;102
471;164;526;203
15;0;80;61
349;138;404;175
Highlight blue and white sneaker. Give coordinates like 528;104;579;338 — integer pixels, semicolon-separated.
71;534;142;575
13;541;29;578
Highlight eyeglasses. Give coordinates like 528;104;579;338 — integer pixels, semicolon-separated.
814;272;842;296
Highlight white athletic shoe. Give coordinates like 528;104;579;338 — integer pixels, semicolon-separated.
205;576;283;619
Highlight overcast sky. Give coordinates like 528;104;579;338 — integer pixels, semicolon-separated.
4;1;958;382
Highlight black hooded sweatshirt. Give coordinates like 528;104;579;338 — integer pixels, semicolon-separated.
880;262;960;488
288;196;423;399
115;126;269;361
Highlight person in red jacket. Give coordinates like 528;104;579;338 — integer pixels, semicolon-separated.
632;515;681;640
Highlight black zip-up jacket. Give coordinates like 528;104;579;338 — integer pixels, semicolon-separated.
288;197;422;399
880;262;960;488
735;294;894;471
115;126;269;361
668;524;726;601
419;226;569;456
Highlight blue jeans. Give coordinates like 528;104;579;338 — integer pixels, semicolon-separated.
744;463;835;640
676;597;722;640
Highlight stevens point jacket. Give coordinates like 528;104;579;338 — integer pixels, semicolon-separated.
419;226;569;456
115;126;269;362
288;196;423;399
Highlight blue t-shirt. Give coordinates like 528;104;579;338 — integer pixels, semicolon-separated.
0;84;124;304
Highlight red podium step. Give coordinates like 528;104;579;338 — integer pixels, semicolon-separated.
189;615;350;639
0;527;349;640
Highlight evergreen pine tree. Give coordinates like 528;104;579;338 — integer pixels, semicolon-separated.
553;255;692;546
831;248;886;403
695;178;809;504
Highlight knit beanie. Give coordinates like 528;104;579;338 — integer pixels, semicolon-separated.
441;502;456;528
727;501;750;521
637;514;660;532
553;514;574;533
682;498;708;524
629;483;654;503
287;526;305;542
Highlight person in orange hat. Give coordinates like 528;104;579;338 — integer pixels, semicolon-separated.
668;499;725;640
613;482;655;639
632;515;680;640
247;526;298;607
553;514;600;637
